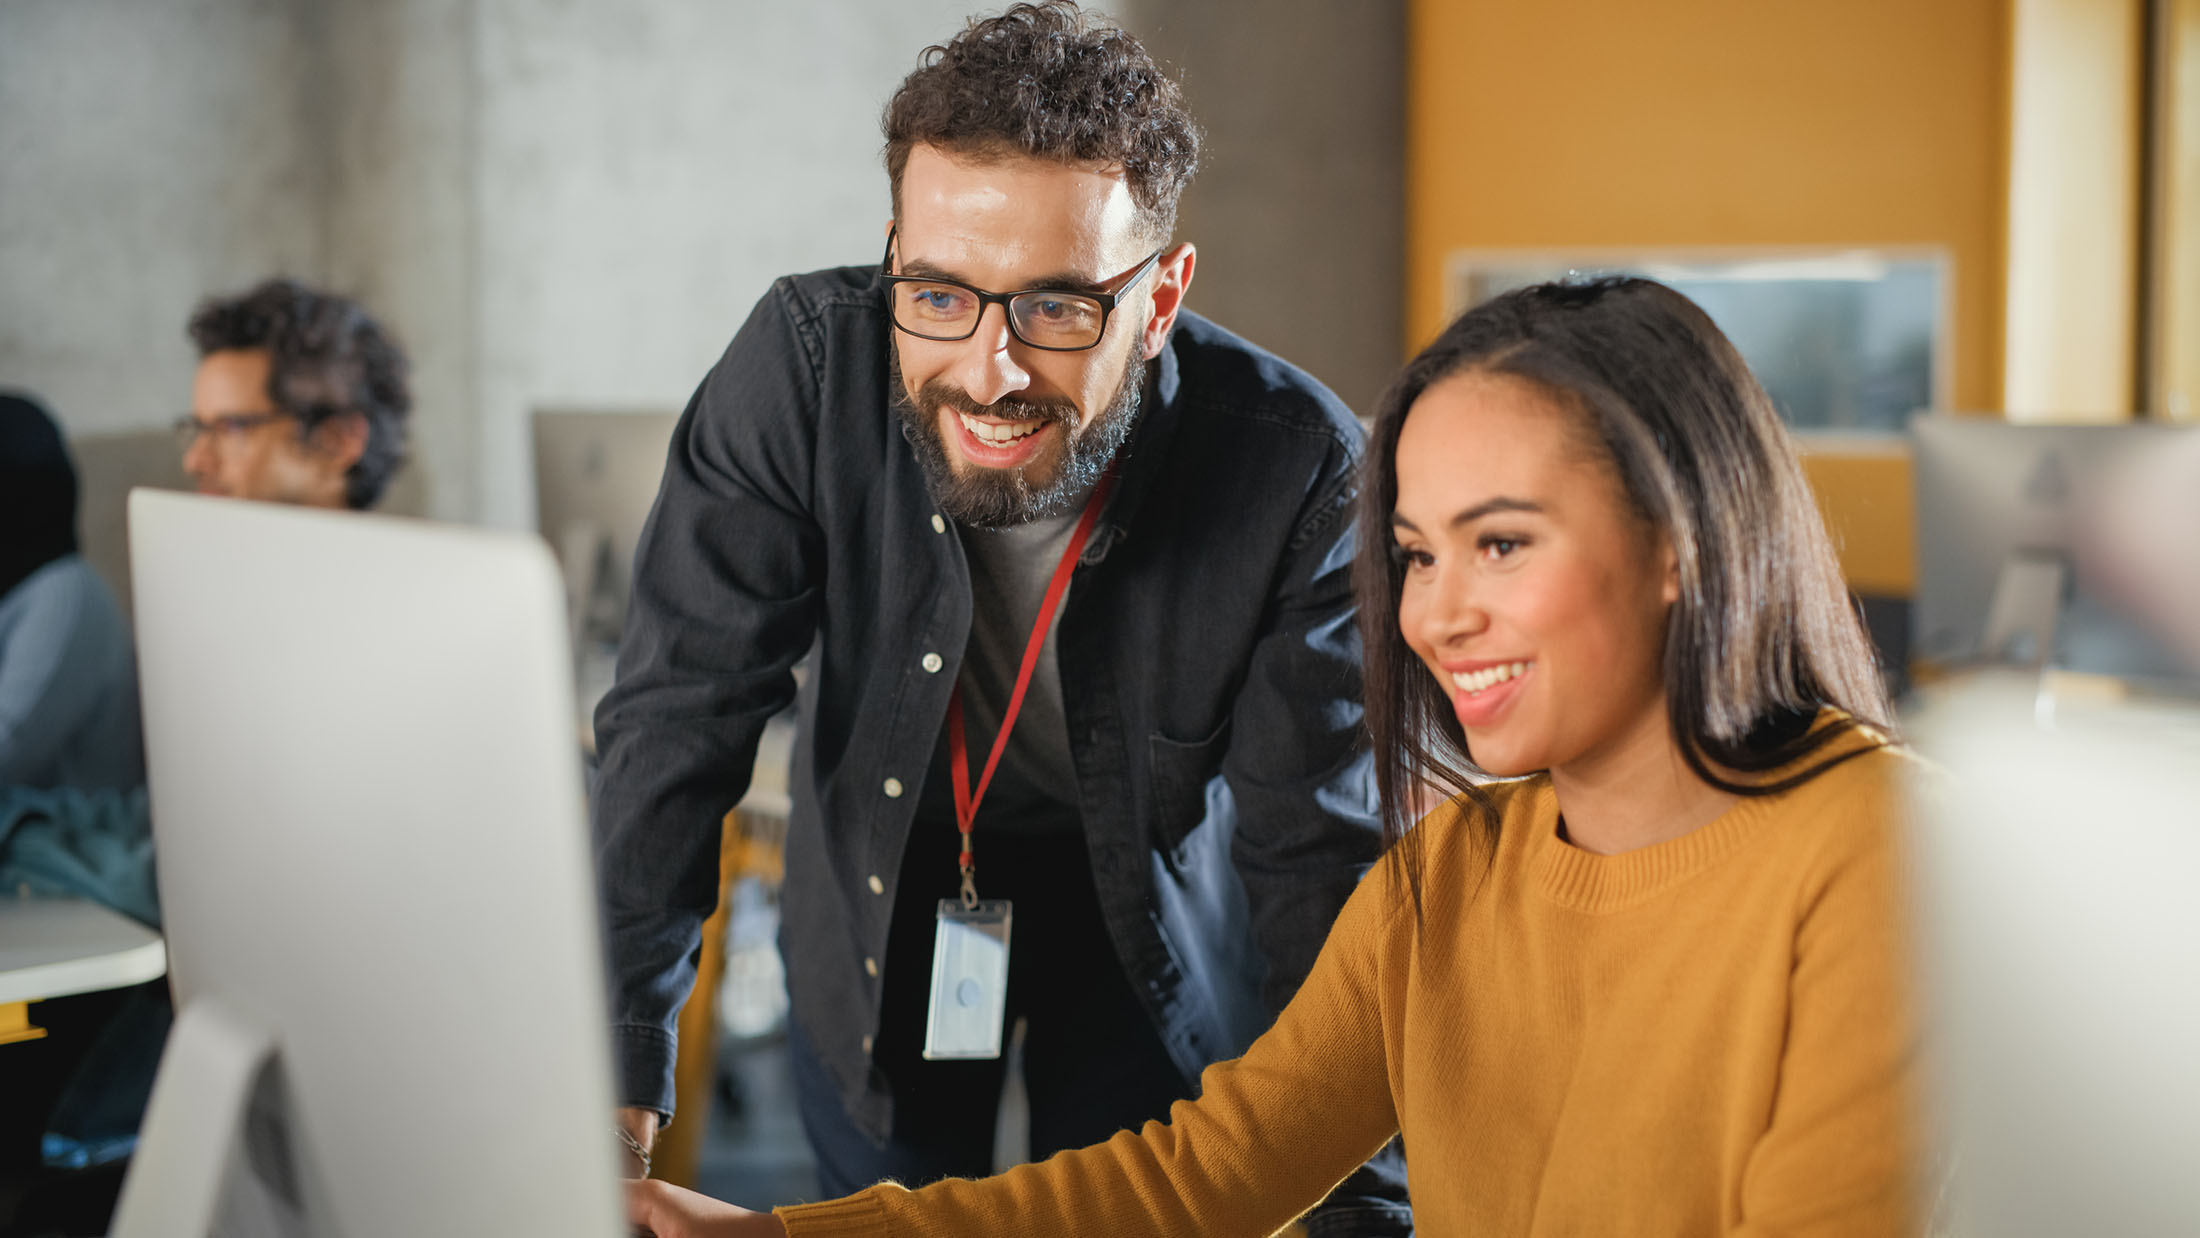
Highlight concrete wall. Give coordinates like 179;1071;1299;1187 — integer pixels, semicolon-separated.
467;0;983;528
465;1;1406;526
0;0;330;437
4;1;1407;530
322;0;481;521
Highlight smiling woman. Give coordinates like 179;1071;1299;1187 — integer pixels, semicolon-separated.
626;279;1923;1238
1364;277;1895;861
1388;372;1682;795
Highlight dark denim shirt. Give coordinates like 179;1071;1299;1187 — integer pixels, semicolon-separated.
592;265;1408;1233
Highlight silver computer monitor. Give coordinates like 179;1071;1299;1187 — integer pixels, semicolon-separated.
118;490;624;1237
1910;414;2198;688
1907;673;2200;1235
531;410;679;649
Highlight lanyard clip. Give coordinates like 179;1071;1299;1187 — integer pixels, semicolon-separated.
958;830;978;909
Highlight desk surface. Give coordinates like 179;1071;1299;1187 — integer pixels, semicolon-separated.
0;896;167;1005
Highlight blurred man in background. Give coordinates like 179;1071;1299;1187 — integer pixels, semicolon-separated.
592;3;1408;1230
178;278;412;510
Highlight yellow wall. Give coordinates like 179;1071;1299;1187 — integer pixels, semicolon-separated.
1406;0;2014;595
1797;449;1914;598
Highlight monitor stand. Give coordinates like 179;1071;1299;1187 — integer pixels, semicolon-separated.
557;517;635;666
111;1000;315;1237
1980;549;2067;667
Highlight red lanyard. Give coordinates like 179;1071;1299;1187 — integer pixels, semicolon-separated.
945;468;1118;906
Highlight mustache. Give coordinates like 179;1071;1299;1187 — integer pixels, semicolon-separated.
915;378;1078;427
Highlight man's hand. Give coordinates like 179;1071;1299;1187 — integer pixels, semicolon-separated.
617;1106;661;1179
625;1179;788;1238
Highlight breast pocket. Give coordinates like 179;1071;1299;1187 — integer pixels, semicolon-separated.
1147;720;1232;852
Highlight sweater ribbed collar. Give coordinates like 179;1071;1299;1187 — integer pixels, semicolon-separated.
1525;714;1885;913
1529;783;1781;913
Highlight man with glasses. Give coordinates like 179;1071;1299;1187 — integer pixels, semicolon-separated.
179;278;412;511
594;5;1408;1229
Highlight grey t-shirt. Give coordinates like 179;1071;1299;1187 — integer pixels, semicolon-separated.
915;503;1086;836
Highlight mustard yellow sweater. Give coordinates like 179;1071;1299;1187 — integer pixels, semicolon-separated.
780;735;1918;1237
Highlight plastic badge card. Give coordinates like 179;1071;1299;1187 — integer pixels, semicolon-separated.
922;899;1012;1060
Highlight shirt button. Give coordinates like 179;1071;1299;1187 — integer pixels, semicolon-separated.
861;1034;875;1055
921;652;943;673
883;778;904;798
868;874;885;895
931;514;946;533
864;957;879;977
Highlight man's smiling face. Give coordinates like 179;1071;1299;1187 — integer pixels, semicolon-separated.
886;143;1188;528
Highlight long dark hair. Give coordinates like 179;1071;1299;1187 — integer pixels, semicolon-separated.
1356;277;1893;868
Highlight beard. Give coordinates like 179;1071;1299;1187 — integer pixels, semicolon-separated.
890;335;1147;530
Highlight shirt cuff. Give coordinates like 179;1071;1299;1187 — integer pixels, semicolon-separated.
611;1021;678;1120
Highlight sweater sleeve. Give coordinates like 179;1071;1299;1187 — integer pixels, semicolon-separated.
1734;777;1921;1236
777;854;1411;1238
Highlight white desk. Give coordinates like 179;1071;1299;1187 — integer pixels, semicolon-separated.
0;896;167;1045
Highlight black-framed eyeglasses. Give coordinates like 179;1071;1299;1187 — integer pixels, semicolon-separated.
174;412;290;451
879;226;1162;352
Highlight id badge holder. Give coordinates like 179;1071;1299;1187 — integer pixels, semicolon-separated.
923;899;1012;1060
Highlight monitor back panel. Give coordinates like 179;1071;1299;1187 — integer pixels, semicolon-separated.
1911;415;2195;682
129;491;622;1237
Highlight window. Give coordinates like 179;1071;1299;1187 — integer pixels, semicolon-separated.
1447;249;1950;437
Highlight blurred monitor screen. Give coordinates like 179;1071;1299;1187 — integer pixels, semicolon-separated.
1449;248;1946;435
1910;414;2198;689
1906;674;2200;1236
531;409;679;648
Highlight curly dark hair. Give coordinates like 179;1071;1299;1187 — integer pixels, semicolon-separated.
884;2;1202;240
187;278;412;510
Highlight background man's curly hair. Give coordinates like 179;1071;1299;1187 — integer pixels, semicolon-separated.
884;2;1202;242
187;278;412;510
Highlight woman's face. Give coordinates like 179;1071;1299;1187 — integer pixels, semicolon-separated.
1392;371;1678;779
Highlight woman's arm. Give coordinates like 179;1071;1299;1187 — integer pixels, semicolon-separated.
626;1181;787;1238
1735;797;1921;1235
629;852;1415;1238
791;863;1408;1238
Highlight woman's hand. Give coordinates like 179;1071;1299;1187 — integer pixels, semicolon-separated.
624;1179;789;1238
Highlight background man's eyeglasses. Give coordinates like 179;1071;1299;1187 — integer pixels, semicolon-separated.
879;227;1161;352
174;412;290;451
